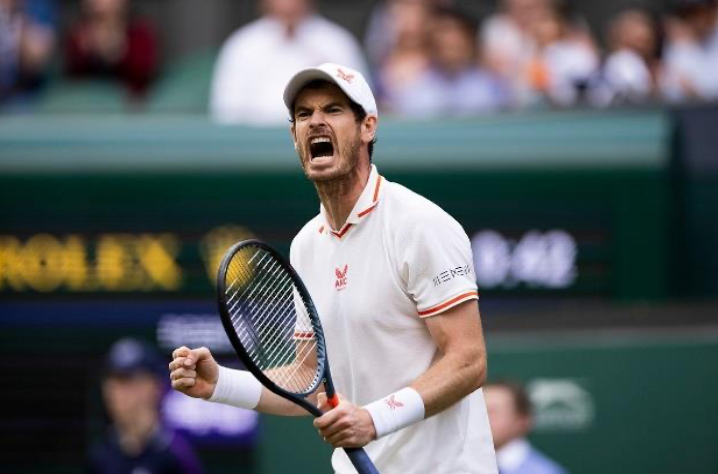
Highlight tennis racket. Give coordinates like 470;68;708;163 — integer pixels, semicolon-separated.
216;239;380;474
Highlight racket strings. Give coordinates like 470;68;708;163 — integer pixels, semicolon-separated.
224;246;321;394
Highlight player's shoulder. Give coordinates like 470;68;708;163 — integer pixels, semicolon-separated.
382;178;465;235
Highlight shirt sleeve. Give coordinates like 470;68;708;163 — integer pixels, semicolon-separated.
396;206;479;318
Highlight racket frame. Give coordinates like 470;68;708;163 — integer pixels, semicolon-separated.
216;239;334;417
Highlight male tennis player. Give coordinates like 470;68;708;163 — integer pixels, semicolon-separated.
169;63;498;473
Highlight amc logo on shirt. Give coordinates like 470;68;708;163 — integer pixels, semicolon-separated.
334;264;348;291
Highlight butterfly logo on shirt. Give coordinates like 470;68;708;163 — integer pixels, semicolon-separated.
335;264;348;291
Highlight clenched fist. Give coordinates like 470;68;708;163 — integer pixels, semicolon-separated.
168;346;219;399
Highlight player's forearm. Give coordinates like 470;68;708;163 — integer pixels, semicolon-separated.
410;346;486;418
256;386;311;416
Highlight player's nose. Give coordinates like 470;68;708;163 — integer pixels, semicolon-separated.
308;110;327;127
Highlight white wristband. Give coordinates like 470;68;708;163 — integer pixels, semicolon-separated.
364;387;425;439
208;366;262;410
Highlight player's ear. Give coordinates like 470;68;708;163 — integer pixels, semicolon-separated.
289;125;298;149
361;115;377;145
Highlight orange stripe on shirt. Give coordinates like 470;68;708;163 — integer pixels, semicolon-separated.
417;291;479;317
357;203;378;217
331;224;353;239
373;176;382;201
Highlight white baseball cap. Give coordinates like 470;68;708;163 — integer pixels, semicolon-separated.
283;63;378;118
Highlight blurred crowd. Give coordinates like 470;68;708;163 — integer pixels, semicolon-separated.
1;0;718;121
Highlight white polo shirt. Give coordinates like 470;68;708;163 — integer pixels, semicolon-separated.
290;165;497;474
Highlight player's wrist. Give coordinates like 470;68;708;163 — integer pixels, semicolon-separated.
363;387;425;439
208;366;262;410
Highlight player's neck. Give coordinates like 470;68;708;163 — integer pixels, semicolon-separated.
315;161;370;231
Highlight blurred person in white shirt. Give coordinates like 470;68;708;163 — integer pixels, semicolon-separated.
479;0;551;107
524;1;599;107
661;0;718;102
595;9;663;105
209;0;369;125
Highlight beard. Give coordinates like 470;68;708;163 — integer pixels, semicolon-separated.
298;130;362;184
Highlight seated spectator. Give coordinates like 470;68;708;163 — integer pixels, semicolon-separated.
65;0;158;101
383;6;506;117
661;0;718;102
0;0;56;108
364;0;445;74
485;381;569;474
373;0;432;107
210;0;368;125
479;0;551;107
86;338;204;474
525;1;599;106
595;9;663;105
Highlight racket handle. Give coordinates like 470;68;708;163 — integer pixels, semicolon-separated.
345;447;381;474
328;393;340;408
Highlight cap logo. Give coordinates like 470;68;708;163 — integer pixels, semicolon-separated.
336;68;355;84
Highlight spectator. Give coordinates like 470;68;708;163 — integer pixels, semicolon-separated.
661;0;718;102
479;0;551;107
485;381;569;474
525;1;599;106
86;338;204;474
65;0;158;100
364;0;446;72
0;0;56;107
209;0;368;125
383;6;505;117
595;9;663;105
373;0;432;107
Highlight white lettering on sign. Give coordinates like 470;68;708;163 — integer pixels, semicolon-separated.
157;314;234;354
471;229;577;289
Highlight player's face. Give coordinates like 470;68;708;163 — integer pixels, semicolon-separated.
484;386;531;449
291;84;364;183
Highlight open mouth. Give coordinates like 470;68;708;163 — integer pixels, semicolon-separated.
309;136;335;160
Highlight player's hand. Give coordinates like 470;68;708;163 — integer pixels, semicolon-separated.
313;392;377;448
169;346;218;400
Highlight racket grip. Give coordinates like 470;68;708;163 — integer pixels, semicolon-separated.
328;393;340;408
345;447;381;474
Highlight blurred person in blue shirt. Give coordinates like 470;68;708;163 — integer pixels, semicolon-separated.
382;6;506;117
0;0;56;108
86;338;204;474
485;381;569;474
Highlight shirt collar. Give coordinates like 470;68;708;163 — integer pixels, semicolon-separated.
319;165;383;238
